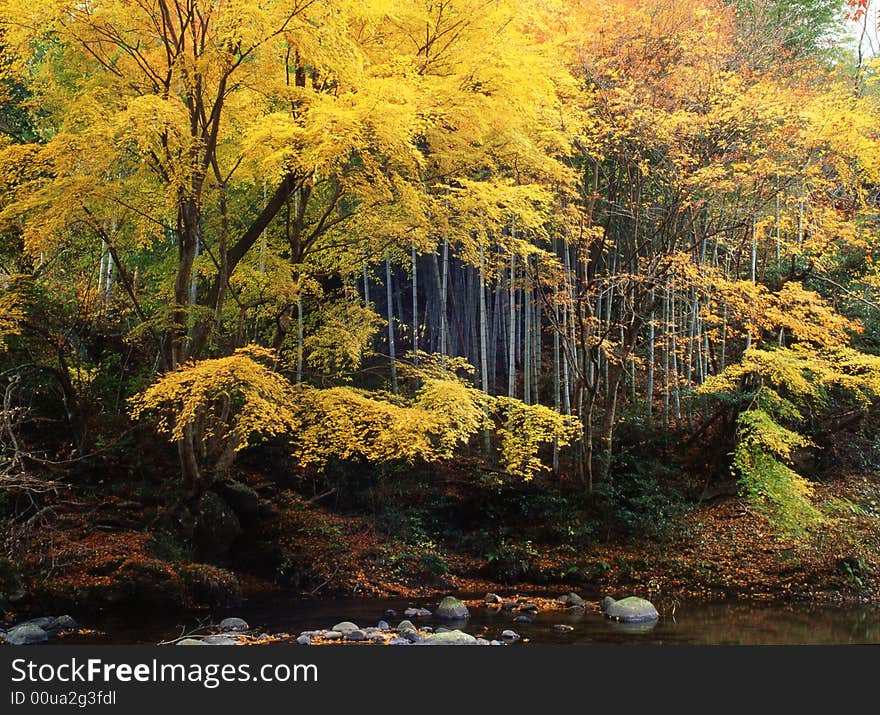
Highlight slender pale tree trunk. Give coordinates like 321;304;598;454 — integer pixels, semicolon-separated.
775;175;781;269
524;261;532;405
533;256;541;405
670;278;681;421
363;263;371;304
411;245;419;365
478;247;490;394
662;285;670;427
478;246;491;453
296;291;304;385
745;218;757;351
508;252;517;399
386;254;398;394
441;235;449;356
490;269;502;395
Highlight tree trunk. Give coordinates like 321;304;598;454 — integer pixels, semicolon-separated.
385;255;398;393
412;245;419;364
508;252;517;398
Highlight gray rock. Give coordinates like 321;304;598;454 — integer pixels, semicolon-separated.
601;596;616;612
389;637;410;645
403;607;431;618
490;640;502;646
6;624;48;645
435;596;470;620
377;620;390;630
520;603;539;613
418;630;478;645
323;630;343;640
299;630;320;638
401;629;422;643
176;638;208;646
501;601;518;610
383;609;398;619
346;629;366;641
476;638;491;645
21;617;54;630
218;617;249;632
369;634;386;643
485;592;503;604
203;635;239;645
500;630;520;640
435;626;451;634
195;492;242;560
603;596;659;623
396;620;416;632
553;624;574;632
331;621;360;635
558;592;585;608
296;635;311;645
47;615;78;632
514;615;533;624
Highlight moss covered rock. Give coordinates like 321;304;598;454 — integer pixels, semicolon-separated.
435;596;469;620
603;596;659;623
418;629;477;645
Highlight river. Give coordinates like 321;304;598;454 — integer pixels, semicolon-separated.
62;595;880;645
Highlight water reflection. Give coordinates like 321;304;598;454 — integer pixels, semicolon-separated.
71;596;880;645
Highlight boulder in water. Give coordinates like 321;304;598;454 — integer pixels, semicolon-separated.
203;635;239;645
403;607;431;618
331;621;360;635
218;617;249;632
418;630;477;645
435;596;469;620
6;624;48;645
603;596;659;623
47;615;78;632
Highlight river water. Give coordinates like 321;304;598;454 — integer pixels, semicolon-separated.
66;595;880;645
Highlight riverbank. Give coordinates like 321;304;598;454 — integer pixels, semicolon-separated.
3;467;879;621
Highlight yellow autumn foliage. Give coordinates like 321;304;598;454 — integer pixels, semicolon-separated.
128;346;300;451
130;347;579;480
